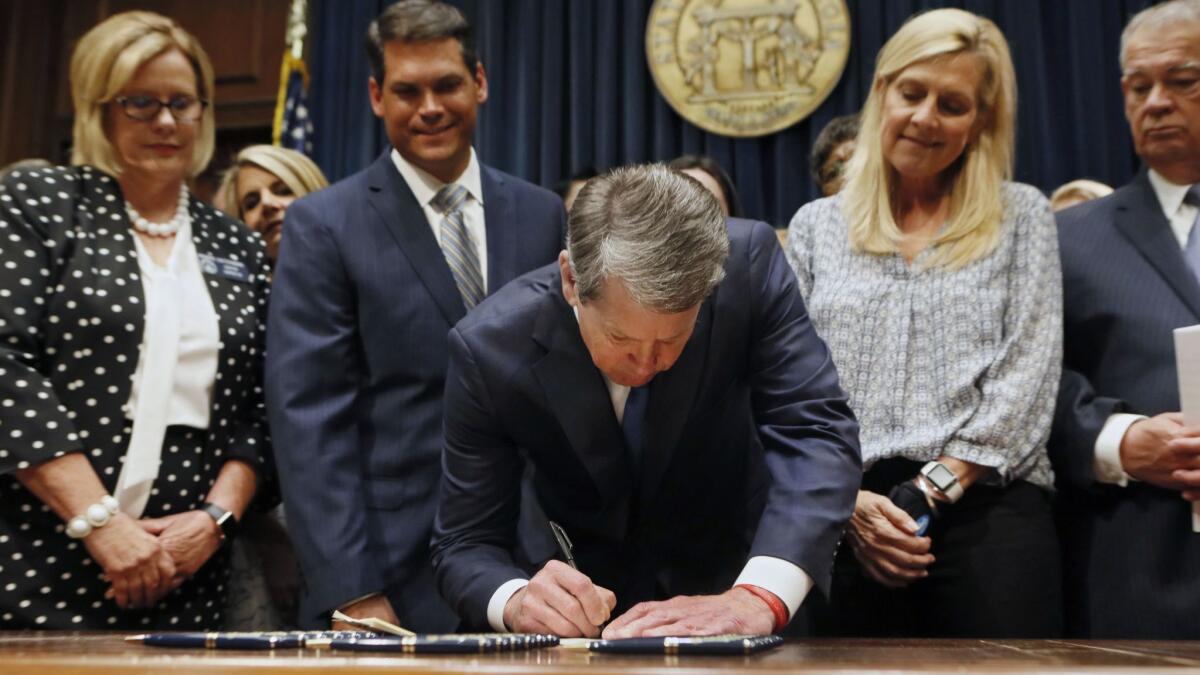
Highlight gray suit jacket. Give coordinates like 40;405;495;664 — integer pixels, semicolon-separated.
1051;171;1200;639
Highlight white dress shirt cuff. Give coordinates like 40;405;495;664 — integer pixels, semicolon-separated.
487;578;530;632
1094;413;1145;487
336;591;382;612
733;556;813;621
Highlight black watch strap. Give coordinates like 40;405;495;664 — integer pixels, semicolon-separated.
200;502;239;540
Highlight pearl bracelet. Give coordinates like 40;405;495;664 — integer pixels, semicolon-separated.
65;495;120;539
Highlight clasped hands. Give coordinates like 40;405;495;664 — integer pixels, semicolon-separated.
86;508;223;610
501;560;776;638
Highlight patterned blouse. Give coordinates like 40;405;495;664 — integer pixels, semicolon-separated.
785;183;1060;490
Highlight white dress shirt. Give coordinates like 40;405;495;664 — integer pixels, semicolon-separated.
390;148;488;293
1092;171;1200;485
125;222;219;428
485;309;814;631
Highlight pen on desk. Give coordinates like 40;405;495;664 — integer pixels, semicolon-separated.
557;635;785;655
126;631;373;650
549;520;577;570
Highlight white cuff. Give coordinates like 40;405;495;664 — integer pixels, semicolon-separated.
1094;413;1145;487
487;578;530;632
336;592;382;612
733;556;813;621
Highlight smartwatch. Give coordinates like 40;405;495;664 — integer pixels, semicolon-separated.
919;461;964;503
200;502;239;541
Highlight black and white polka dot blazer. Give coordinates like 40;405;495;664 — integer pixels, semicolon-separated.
0;165;271;485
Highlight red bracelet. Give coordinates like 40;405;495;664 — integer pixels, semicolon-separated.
734;583;788;632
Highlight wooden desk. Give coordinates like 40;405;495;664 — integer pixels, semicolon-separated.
3;633;1200;673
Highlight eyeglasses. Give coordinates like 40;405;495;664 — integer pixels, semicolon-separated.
112;95;208;123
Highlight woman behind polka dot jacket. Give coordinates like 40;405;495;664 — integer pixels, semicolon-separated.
0;11;272;630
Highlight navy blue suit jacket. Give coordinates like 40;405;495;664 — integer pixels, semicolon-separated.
430;219;861;629
266;152;564;630
1051;172;1200;639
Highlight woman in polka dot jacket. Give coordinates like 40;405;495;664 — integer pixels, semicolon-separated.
0;12;270;629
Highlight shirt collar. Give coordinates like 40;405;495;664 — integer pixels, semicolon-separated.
390;147;484;208
1148;168;1194;218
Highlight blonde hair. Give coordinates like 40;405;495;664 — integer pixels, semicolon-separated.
69;11;216;178
1050;179;1113;211
840;8;1016;270
216;145;329;217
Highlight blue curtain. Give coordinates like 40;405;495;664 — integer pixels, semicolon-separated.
310;0;1155;227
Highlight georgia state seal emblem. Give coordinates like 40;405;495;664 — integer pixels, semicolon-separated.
646;0;850;137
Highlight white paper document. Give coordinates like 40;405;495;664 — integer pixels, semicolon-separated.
1173;325;1200;533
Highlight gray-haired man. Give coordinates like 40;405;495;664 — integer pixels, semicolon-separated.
1051;0;1200;638
431;164;861;637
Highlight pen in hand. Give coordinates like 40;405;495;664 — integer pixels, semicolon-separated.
507;520;615;637
549;520;577;570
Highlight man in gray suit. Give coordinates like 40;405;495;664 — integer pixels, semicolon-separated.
1051;0;1200;639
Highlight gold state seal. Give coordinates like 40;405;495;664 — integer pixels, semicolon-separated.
646;0;850;138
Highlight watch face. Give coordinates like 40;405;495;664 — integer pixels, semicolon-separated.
927;464;957;489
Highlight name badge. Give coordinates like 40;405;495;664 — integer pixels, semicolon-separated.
198;253;252;283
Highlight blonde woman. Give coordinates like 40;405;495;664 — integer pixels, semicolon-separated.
217;147;325;630
218;145;328;262
1049;178;1113;212
786;9;1061;637
0;12;269;629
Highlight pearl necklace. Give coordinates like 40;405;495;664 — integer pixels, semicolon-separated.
126;185;190;238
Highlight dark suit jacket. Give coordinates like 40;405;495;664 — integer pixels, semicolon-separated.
266;152;564;630
431;218;861;629
1050;171;1200;639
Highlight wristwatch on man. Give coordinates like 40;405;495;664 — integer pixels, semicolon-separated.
919;461;964;503
200;502;239;541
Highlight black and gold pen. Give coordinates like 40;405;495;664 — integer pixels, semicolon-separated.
548;520;577;569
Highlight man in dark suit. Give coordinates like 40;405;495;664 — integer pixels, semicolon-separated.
266;0;563;631
431;164;861;637
1051;0;1200;639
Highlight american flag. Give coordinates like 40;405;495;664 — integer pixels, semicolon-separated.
273;53;313;155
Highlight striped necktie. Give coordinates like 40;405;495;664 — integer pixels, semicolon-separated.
1185;185;1200;284
432;183;484;309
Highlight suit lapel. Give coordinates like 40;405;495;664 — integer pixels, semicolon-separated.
190;199;235;334
481;165;519;293
1113;174;1200;320
638;302;712;504
530;293;634;500
365;153;466;325
189;203;247;444
84;171;144;401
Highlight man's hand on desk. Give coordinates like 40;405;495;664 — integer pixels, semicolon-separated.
601;588;775;639
504;560;617;637
1120;413;1200;496
332;594;400;631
